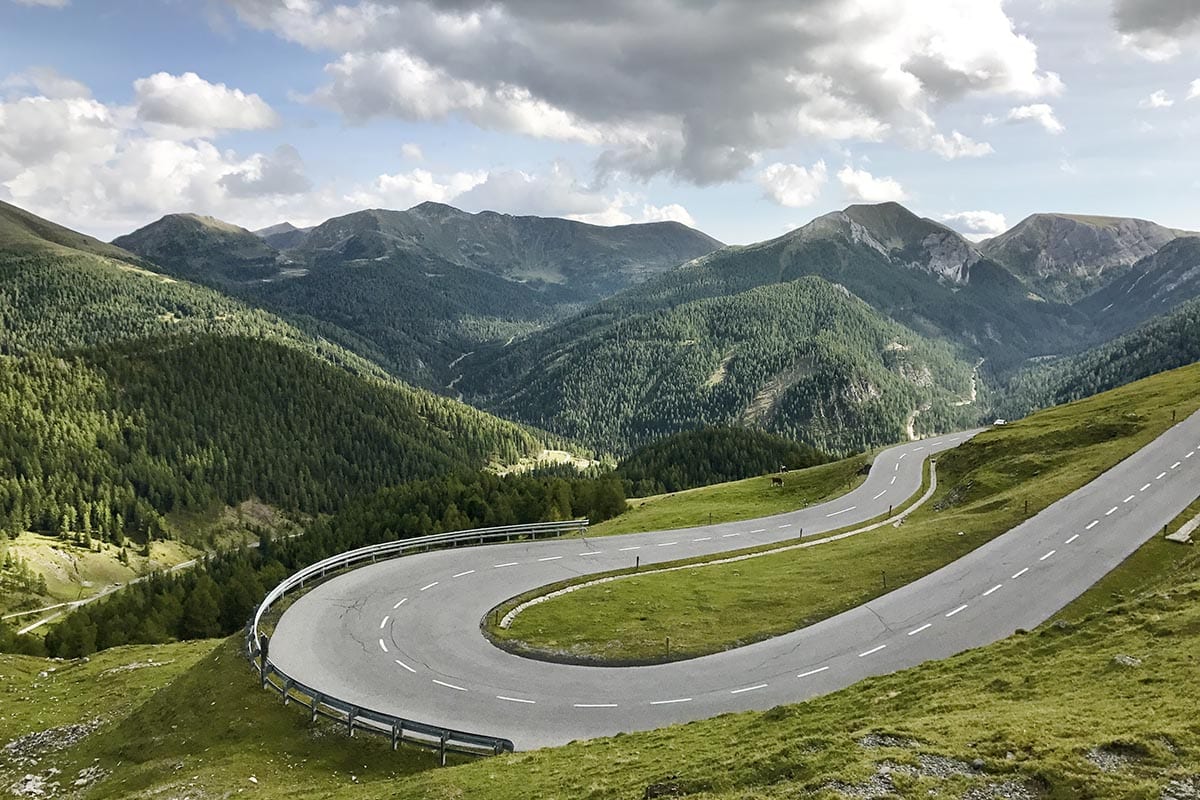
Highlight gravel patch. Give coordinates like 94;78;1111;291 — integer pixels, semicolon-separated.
1162;775;1200;800
857;733;919;749
961;780;1038;800
1;721;102;769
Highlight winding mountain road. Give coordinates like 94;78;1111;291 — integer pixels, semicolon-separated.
270;415;1200;750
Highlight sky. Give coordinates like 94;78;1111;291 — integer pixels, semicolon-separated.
1;0;1198;244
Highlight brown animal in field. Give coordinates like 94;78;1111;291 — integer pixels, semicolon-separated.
771;476;784;488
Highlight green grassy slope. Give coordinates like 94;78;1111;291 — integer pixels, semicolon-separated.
494;361;1200;663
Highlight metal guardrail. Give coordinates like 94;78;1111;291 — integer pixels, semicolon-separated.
245;519;589;762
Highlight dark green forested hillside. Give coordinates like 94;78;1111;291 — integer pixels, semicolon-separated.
616;426;830;495
463;277;980;455
0;336;541;543
997;297;1200;419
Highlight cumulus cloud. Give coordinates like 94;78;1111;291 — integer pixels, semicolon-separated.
757;160;828;208
1001;104;1065;134
941;210;1008;241
3;67;90;99
134;71;279;134
219;145;313;197
1140;89;1174;109
1115;0;1200;60
837;166;907;203
227;0;1059;182
1188;79;1200;100
400;142;423;160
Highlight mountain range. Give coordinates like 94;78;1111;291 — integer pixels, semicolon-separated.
7;195;1200;465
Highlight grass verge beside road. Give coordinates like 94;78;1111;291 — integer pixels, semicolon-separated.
588;454;870;537
491;362;1200;665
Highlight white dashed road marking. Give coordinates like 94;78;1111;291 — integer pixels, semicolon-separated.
908;623;933;636
946;604;968;617
393;598;407;609
798;666;830;678
1105;507;1118;516
497;695;535;704
574;703;618;709
378;639;389;653
420;582;438;591
826;506;856;517
890;476;897;485
1171;461;1181;469
873;490;887;500
692;537;712;542
432;679;467;692
1040;550;1056;561
538;556;563;562
579;551;603;557
394;659;416;674
859;644;887;657
1086;520;1099;530
493;562;520;569
649;698;692;705
379;616;390;629
722;533;741;538
453;570;475;578
1124;496;1135;503
1157;472;1168;480
1141;484;1152;492
730;684;768;694
983;584;1003;596
1012;567;1029;579
657;541;678;547
1065;534;1079;544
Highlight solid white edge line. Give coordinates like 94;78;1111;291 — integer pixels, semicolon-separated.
907;623;932;636
858;644;887;657
946;604;969;617
538;556;563;562
378;638;388;653
1012;567;1029;579
453;570;475;578
432;679;467;692
1065;534;1079;544
649;698;692;705
798;666;830;678
394;659;416;674
497;695;535;704
983;584;1003;597
420;582;438;591
1040;550;1056;561
393;598;408;609
379;616;390;629
730;683;768;694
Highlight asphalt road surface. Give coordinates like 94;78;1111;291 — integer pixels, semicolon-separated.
271;417;1200;750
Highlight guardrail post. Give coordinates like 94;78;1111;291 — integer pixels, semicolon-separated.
282;678;294;704
258;635;270;689
311;694;321;722
439;731;448;766
390;721;399;751
347;708;357;737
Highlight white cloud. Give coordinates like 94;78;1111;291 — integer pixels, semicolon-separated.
229;0;1062;183
928;131;994;159
1190;79;1200;100
837;166;907;203
941;210;1008;240
400;142;423;160
1140;89;1174;109
13;0;69;6
3;67;90;99
133;72;279;134
1115;0;1200;61
756;160;828;208
639;203;697;227
346;167;487;209
1003;104;1065;134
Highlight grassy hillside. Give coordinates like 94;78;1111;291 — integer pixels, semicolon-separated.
2;471;1198;799
495;361;1200;663
464;277;980;455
